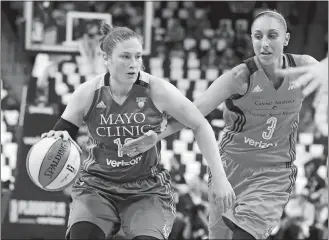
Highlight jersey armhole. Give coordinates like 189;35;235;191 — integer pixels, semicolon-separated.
83;91;99;123
82;76;103;122
230;63;253;100
285;53;297;67
143;74;167;130
148;75;165;115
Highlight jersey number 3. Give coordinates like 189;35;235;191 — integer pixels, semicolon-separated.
262;117;277;140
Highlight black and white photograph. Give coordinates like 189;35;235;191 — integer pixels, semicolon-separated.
1;1;328;240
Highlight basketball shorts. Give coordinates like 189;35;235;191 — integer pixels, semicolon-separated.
208;157;298;240
66;167;176;239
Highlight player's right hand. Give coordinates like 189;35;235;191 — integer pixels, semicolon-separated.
41;130;82;154
210;175;236;213
41;130;71;141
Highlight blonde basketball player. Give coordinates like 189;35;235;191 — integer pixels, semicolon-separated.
41;22;235;240
122;10;321;240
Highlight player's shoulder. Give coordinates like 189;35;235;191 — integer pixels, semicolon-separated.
145;71;176;103
145;71;169;89
142;71;161;81
138;70;155;85
289;54;319;66
76;73;103;93
232;63;251;76
71;73;104;106
140;71;173;112
230;63;251;85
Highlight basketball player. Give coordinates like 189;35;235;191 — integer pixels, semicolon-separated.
41;23;235;240
121;10;321;240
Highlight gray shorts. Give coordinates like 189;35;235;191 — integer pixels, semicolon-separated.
66;168;176;239
208;157;297;239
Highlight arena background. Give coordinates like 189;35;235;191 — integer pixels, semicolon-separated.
1;1;328;239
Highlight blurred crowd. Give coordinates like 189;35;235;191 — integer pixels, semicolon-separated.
1;1;328;240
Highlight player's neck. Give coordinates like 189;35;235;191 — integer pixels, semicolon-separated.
261;55;285;87
109;76;134;97
261;55;284;78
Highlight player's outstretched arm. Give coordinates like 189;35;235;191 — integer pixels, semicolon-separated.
122;64;249;155
149;76;236;211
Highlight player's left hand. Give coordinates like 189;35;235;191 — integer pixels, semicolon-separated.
210;175;236;213
275;62;327;96
121;130;158;157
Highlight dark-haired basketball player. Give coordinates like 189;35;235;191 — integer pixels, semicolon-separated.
41;22;235;240
121;10;320;240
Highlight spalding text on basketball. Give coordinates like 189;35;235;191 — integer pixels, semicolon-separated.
44;142;69;178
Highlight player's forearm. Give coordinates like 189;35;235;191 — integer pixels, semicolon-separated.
156;117;186;141
193;120;226;179
157;99;214;142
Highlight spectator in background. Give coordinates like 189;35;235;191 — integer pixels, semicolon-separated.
284;194;316;239
275;217;310;240
276;2;295;30
42;2;76;45
184;2;199;37
304;158;327;198
154;43;167;59
314;190;328;239
228;2;256;14
189;8;211;43
77;19;106;75
93;2;109;13
201;48;221;71
165;18;186;54
196;12;212;52
219;48;240;70
43;8;66;45
169;175;208;240
298;104;315;133
214;19;235;53
233;20;250;59
130;6;144;36
110;2;137;29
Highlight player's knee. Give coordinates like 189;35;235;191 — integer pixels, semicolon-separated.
232;225;256;240
69;221;106;239
132;235;160;240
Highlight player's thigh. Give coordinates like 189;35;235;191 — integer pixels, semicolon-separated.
222;165;297;239
121;195;175;240
67;182;120;239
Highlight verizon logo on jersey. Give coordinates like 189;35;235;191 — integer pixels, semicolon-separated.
106;156;142;167
244;137;278;148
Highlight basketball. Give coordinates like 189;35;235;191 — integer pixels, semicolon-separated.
26;137;81;191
